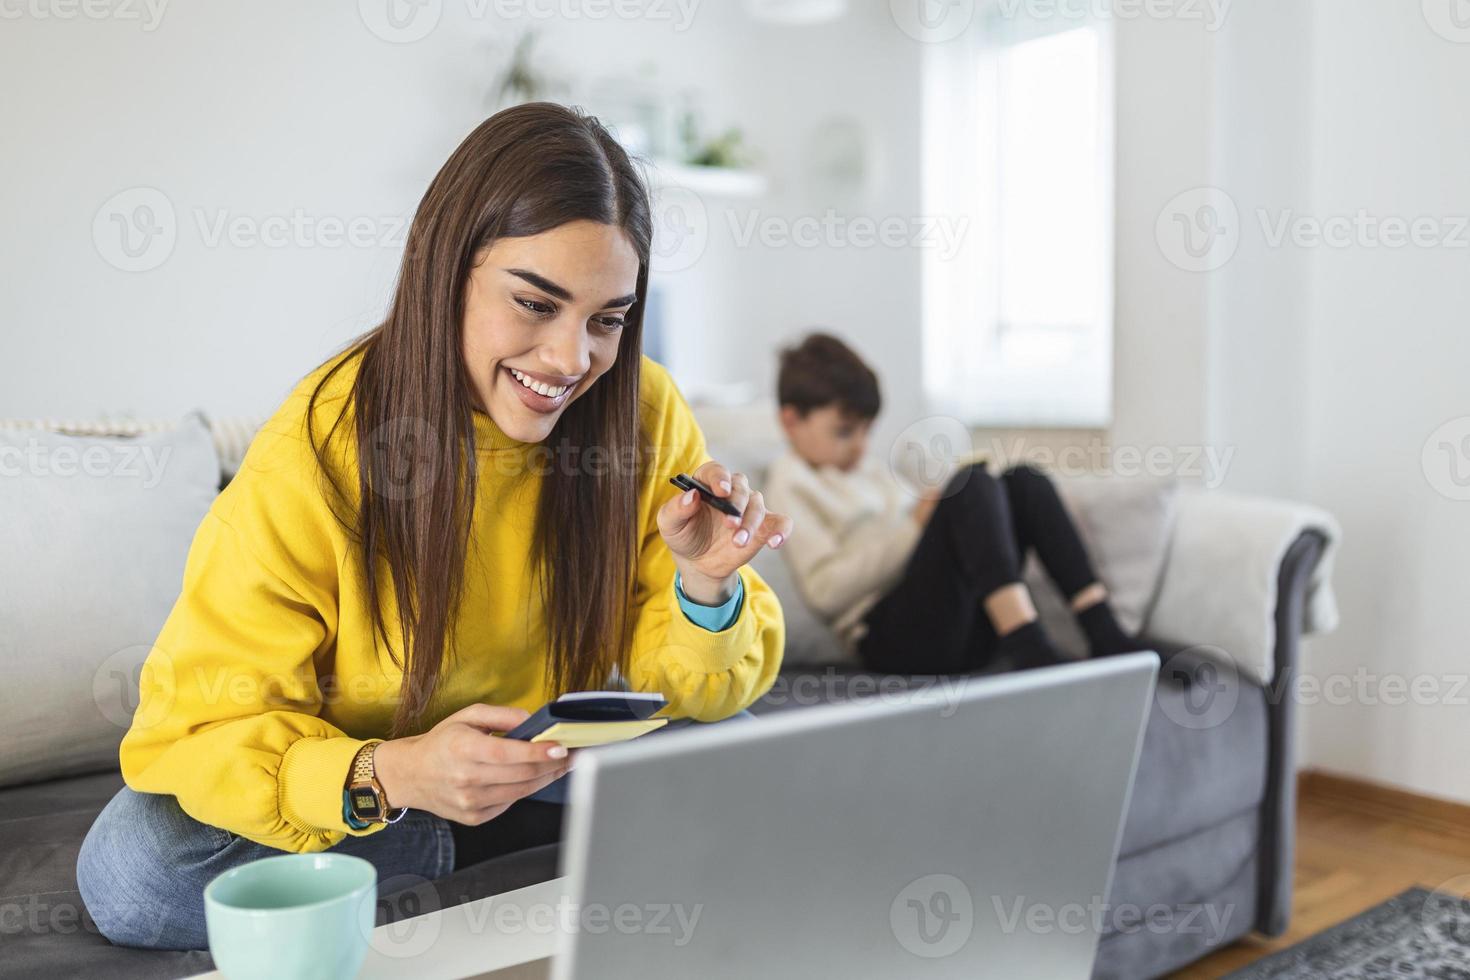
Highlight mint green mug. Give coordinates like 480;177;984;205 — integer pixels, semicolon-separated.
203;853;377;980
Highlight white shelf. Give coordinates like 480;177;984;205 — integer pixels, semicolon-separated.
646;159;768;198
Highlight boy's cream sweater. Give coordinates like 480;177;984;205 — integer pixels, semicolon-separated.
764;450;923;654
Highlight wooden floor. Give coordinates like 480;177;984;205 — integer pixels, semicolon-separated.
1168;773;1470;978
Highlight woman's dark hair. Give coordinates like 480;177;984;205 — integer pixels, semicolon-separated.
307;102;652;737
777;332;882;419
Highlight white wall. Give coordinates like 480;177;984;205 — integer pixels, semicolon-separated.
0;1;920;430
6;1;1466;803
1206;0;1314;500
1296;0;1470;804
1191;0;1470;805
1109;12;1216;456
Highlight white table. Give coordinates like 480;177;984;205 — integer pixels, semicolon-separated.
188;877;570;979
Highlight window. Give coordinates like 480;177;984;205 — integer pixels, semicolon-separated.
921;7;1115;427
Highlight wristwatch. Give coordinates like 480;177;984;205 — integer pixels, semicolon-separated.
345;741;408;825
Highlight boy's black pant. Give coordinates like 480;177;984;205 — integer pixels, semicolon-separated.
857;464;1100;675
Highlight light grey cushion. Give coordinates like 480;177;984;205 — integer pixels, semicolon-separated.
748;546;850;668
707;437;852;667
0;415;219;788
1024;476;1179;659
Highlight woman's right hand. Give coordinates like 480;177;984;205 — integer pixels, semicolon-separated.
371;703;570;826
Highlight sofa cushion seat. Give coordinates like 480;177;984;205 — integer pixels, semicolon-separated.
0;771;215;979
754;642;1269;862
0;771;560;979
1117;646;1268;858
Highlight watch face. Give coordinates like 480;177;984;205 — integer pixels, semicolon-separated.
350;788;384;821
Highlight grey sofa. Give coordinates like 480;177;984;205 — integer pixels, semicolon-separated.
0;412;1333;979
0;530;1326;980
746;528;1329;980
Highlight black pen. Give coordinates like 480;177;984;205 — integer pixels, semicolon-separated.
670;473;743;519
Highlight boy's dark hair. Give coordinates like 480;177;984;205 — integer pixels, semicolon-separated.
777;332;881;419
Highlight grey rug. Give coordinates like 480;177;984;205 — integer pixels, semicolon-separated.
1226;886;1470;978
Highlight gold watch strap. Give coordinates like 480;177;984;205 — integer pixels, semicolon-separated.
351;741;380;784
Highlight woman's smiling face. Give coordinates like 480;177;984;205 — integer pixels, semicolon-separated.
462;219;641;443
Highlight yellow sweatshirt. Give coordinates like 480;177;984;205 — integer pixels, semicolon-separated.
119;350;784;853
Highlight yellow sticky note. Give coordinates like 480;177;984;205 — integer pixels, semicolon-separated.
530;719;668;749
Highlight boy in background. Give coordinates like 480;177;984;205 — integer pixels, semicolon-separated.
763;333;1138;673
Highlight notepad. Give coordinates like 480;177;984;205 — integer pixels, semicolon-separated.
530;718;669;749
504;691;670;748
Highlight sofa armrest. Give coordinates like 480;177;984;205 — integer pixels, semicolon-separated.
1253;528;1328;936
1145;489;1339;686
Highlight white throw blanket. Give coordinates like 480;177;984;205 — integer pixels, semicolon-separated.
1146;489;1341;685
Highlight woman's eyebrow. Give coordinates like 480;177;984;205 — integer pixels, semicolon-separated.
506;268;572;300
505;268;637;309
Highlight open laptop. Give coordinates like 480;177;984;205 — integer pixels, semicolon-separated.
484;652;1158;980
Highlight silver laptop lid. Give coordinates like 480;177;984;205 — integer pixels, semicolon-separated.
553;653;1158;980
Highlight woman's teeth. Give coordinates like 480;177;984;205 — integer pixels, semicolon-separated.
509;367;572;398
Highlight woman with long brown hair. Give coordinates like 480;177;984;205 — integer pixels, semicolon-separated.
76;103;791;951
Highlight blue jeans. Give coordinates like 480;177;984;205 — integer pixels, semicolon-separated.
77;711;755;950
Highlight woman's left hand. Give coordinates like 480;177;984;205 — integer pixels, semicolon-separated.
657;460;794;606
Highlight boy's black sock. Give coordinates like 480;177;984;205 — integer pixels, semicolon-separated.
1077;602;1139;658
994;620;1067;671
